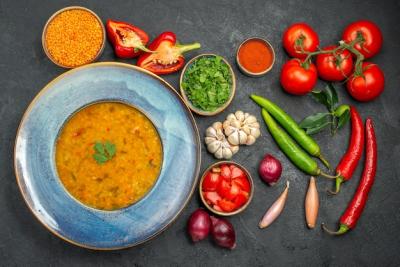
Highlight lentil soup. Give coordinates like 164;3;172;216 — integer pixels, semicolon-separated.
55;102;163;210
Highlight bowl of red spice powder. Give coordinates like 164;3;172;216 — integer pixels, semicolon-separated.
42;6;106;68
236;37;275;77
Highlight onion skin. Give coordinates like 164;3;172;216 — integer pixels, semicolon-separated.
305;177;319;229
259;181;289;229
258;154;283;186
187;208;211;242
210;216;236;249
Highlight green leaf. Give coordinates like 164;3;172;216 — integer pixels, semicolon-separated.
299;112;331;129
325;83;338;111
94;142;105;154
93;153;108;164
311;90;330;110
304;120;331;135
104;141;116;158
337;109;350;130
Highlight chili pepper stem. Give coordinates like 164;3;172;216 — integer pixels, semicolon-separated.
177;42;201;54
327;177;343;195
321;223;349;235
319;171;338;179
318;154;331;170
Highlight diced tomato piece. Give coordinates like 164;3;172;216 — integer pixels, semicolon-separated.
217;179;241;201
202;172;221;191
233;191;249;209
220;164;231;180
203;191;221;205
232;176;251;192
213;204;223;212
218;199;237;212
230;166;246;180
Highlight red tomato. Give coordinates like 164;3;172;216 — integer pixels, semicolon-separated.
202;172;221;191
316;45;353;81
283;23;319;59
342;20;383;59
346;62;384;102
232;177;251;192
280;59;318;95
230;166;245;180
203;191;221;205
217;179;240;201
233;191;249;208
218;199;237;212
220;164;231;180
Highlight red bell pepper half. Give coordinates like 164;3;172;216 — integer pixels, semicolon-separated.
137;32;201;75
106;19;152;59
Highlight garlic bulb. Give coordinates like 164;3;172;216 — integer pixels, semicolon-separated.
223;110;261;146
205;122;239;159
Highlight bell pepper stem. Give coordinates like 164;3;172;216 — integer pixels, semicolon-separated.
321;223;349;235
177;42;201;54
318;154;331;170
135;44;154;53
327;177;343;195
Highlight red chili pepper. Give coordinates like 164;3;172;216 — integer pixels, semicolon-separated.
137;32;201;75
323;118;377;235
330;106;365;194
106;19;152;59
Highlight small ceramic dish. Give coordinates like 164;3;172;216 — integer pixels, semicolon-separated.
42;6;106;68
199;161;253;216
179;54;236;116
236;37;275;77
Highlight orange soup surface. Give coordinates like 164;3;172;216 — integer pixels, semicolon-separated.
56;102;162;210
238;39;274;73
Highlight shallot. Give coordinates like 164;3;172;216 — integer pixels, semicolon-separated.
187;208;211;242
305;176;319;229
210;216;236;249
259;181;289;229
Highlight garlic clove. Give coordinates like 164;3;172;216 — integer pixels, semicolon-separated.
207;141;221;153
239;130;248;144
235;110;245;121
222;147;233;159
245;135;256;146
227;132;240;146
214;148;223;159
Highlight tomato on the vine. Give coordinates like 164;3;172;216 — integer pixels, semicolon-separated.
282;23;319;59
280;59;318;95
316;45;353;82
346;62;384;102
342;20;383;59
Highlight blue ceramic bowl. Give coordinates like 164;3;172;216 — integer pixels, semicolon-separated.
14;62;201;250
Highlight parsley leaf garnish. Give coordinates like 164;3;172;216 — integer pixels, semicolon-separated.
93;141;116;164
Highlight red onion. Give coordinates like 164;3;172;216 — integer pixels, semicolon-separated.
210;216;236;249
187;208;211;242
258;154;282;186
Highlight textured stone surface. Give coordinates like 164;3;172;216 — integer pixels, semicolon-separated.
1;0;400;266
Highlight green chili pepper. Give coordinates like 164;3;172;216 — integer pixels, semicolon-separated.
251;94;330;169
261;109;334;178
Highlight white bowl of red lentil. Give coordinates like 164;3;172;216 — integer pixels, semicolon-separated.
42;6;106;68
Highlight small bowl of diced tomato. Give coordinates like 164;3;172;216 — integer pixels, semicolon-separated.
199;161;253;216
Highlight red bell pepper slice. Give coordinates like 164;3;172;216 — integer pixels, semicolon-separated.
106;19;152;59
137;31;201;75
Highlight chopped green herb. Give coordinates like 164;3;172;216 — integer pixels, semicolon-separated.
93;141;116;164
182;55;232;112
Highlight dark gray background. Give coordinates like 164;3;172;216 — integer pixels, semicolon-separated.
1;0;399;266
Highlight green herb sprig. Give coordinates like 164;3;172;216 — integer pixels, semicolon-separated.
182;56;232;112
299;83;350;135
93;141;116;164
